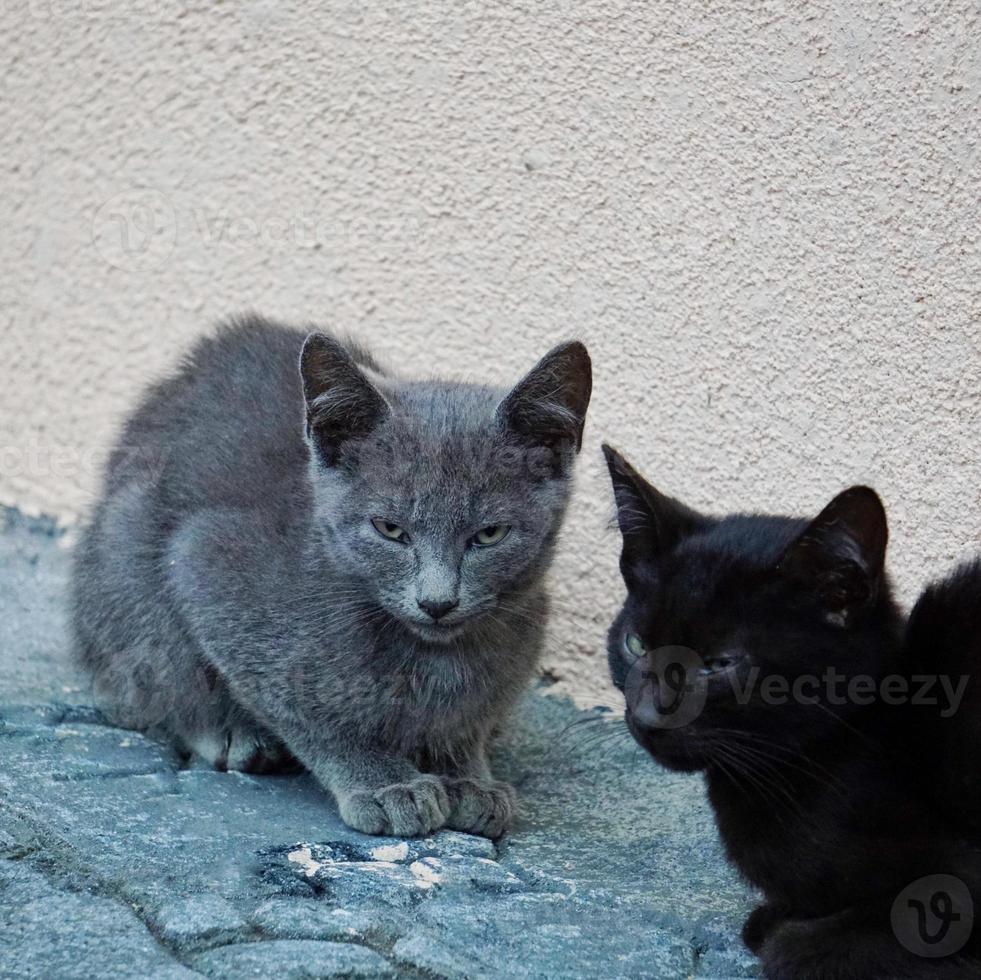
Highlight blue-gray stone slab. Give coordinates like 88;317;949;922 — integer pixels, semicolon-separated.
0;508;757;978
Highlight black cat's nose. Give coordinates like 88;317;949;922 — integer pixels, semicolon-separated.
417;598;459;621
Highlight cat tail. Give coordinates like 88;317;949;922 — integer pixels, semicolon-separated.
905;557;981;836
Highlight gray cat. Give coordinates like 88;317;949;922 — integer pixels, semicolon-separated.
71;316;591;837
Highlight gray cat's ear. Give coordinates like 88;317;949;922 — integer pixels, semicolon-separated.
299;333;389;465
778;486;888;618
602;445;706;574
496;341;592;453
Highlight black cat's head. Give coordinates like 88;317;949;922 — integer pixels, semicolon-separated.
602;445;903;772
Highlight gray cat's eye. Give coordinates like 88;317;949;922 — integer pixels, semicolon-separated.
371;518;410;544
471;525;511;547
624;632;645;659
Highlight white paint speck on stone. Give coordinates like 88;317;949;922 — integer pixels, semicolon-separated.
370;842;409;863
350;861;400;874
409;858;443;887
286;845;322;878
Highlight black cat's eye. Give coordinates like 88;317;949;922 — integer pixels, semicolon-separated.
471;525;511;548
623;632;645;659
699;653;740;676
371;518;410;544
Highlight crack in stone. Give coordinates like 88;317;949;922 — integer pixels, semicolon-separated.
0;812;207;976
50;767;172;782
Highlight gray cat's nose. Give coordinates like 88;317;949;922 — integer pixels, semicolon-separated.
417;598;459;621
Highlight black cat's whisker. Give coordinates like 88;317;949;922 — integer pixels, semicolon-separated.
720;738;846;795
803;699;877;748
548;724;612;752
546;724;624;755
706;728;852;801
539;719;633;766
720;745;811;812
707;742;803;830
704;742;771;802
570;727;632;752
553;713;624;740
701;735;808;818
703;747;750;801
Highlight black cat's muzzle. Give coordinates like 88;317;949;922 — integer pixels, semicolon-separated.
624;711;706;772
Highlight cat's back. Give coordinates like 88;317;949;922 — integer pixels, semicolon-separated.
107;316;332;513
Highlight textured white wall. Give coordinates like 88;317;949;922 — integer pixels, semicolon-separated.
3;1;979;704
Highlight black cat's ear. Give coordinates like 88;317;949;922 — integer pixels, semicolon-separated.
778;486;888;621
602;445;706;575
299;333;389;466
496;341;592;454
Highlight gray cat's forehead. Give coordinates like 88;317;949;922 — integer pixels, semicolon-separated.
348;403;544;521
357;421;529;497
358;381;516;471
382;377;502;414
333;375;567;529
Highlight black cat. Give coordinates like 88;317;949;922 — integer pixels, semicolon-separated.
602;444;981;979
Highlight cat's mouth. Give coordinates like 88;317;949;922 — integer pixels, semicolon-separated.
626;714;706;772
403;616;471;645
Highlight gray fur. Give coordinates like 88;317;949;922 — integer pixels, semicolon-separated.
71;315;591;837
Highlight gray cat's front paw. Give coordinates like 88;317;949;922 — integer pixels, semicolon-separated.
338;775;450;837
443;777;516;838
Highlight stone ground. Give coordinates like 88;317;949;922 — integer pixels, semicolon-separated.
0;508;758;979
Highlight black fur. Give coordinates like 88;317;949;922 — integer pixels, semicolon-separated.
603;444;981;979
